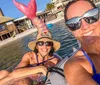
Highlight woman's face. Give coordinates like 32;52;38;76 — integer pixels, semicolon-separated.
66;1;100;45
36;38;53;57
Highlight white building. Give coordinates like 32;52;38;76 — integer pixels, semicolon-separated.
51;0;69;11
51;0;69;18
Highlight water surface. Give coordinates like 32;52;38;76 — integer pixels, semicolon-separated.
0;20;79;71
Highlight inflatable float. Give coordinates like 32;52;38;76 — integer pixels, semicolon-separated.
46;23;53;29
45;41;81;85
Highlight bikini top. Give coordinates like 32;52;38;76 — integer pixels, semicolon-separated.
29;53;61;67
82;49;100;84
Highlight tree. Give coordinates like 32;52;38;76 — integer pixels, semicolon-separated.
46;3;55;11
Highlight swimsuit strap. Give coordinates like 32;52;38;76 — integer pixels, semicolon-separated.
35;53;60;66
81;49;96;74
38;56;55;65
35;53;40;66
39;53;61;65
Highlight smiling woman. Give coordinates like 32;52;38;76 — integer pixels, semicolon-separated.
0;0;61;85
64;0;100;85
9;27;61;85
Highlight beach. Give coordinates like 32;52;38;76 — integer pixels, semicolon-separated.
0;17;64;47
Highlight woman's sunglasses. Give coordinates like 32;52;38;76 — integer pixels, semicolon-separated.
36;41;53;46
65;8;99;31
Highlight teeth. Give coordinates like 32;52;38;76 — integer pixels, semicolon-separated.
42;49;47;52
84;31;93;36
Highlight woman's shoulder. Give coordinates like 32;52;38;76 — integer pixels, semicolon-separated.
22;51;38;63
64;50;92;74
23;51;36;59
24;51;35;55
65;50;87;67
64;56;87;78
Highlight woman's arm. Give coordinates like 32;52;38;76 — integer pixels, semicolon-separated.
0;66;47;85
13;52;47;78
0;52;30;85
12;66;47;78
0;52;47;85
0;70;9;79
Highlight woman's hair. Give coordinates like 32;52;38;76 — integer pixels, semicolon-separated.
34;46;55;56
64;0;96;22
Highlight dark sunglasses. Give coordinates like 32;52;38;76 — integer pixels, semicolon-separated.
36;41;53;46
65;8;99;31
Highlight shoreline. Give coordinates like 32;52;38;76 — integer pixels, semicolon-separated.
0;17;64;47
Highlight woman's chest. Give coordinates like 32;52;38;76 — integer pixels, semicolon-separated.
29;55;56;67
88;54;100;73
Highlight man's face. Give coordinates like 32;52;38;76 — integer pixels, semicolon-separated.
66;1;100;45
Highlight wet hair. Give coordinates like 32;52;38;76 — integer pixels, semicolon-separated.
64;0;96;22
34;46;55;56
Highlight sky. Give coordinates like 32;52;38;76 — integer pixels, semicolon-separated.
0;0;50;19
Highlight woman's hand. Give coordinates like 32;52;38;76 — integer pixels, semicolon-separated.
39;66;48;76
13;0;37;20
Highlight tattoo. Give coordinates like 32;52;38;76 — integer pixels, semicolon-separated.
32;17;47;31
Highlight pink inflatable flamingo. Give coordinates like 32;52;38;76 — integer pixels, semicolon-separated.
13;0;48;33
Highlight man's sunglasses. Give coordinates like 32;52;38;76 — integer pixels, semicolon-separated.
65;8;99;31
36;41;53;46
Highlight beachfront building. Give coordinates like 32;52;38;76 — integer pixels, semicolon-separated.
14;16;32;33
51;0;68;10
37;11;57;21
0;7;57;41
92;0;100;3
0;8;17;41
51;0;69;18
50;0;100;18
13;11;57;33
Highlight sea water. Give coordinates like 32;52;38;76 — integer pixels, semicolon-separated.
0;20;79;71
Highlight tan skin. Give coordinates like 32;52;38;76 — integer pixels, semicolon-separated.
16;38;58;69
0;70;9;79
64;1;100;85
0;38;59;85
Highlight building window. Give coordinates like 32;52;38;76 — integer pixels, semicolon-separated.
0;24;6;32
